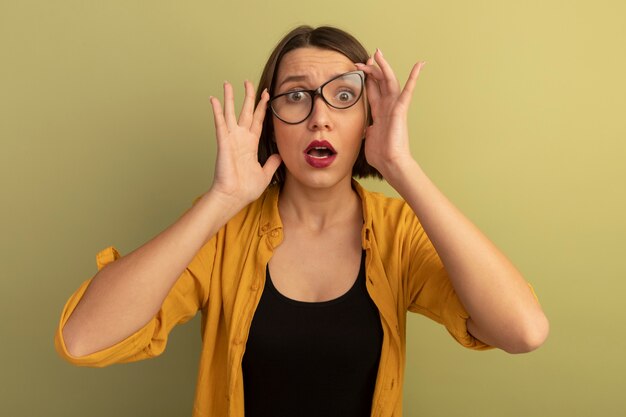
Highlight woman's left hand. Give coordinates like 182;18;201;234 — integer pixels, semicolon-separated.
355;50;425;180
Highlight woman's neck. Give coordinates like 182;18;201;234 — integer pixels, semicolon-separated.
278;175;362;232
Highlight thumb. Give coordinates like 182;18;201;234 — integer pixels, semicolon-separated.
262;153;282;182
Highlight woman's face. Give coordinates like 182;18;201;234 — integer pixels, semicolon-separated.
272;47;367;190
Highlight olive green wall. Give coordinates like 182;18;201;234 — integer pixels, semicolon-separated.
2;0;625;416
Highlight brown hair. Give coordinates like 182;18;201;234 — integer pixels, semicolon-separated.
255;25;382;184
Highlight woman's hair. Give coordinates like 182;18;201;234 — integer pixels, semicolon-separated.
255;25;382;184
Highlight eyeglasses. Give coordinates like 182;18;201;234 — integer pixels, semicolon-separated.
269;70;365;125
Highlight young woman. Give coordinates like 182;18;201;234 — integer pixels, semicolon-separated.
56;26;549;417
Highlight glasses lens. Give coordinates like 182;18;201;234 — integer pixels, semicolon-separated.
321;72;363;109
271;90;312;124
270;71;363;124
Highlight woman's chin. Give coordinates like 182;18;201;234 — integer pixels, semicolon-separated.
283;169;353;192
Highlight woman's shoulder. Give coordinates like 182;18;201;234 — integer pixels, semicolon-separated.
354;181;413;219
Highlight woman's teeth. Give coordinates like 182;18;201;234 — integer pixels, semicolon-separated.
308;147;334;158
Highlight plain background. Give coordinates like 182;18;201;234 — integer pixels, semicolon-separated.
2;1;625;416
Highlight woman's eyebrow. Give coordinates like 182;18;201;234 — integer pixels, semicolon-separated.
276;71;349;90
277;75;308;89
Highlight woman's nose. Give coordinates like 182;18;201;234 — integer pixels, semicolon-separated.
307;95;333;130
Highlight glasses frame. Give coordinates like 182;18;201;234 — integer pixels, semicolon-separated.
269;70;365;125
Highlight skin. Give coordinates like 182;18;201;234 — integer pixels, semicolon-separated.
62;44;549;358
272;48;367;195
268;48;369;301
212;46;549;351
356;49;550;352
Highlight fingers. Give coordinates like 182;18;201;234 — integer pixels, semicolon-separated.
238;80;256;127
398;62;425;108
251;88;269;137
209;96;227;138
262;153;282;182
223;81;237;128
372;49;401;95
356;49;399;96
357;51;426;116
213;80;266;133
357;57;381;116
356;56;384;80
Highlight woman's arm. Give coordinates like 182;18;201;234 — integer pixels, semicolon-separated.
62;190;235;358
356;50;549;353
388;159;548;353
62;82;281;357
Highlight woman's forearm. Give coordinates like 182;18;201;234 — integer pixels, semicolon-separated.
386;158;549;353
61;191;239;358
62;79;280;359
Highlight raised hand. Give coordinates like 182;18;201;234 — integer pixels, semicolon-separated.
355;49;425;181
208;80;281;209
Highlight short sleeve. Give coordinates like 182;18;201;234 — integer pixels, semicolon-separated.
55;197;217;367
402;207;493;351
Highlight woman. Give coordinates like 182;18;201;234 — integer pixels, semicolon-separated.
56;26;549;417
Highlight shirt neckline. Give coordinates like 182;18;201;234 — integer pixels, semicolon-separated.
265;250;365;308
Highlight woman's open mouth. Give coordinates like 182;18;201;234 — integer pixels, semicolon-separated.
304;140;337;168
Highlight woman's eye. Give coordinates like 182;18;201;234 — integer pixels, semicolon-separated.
336;90;355;102
286;91;306;102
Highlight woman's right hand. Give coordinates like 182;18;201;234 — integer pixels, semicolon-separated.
208;80;282;211
59;80;280;359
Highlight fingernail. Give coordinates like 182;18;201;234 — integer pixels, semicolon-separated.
377;48;383;56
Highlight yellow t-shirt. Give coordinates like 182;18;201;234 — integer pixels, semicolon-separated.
55;180;495;417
